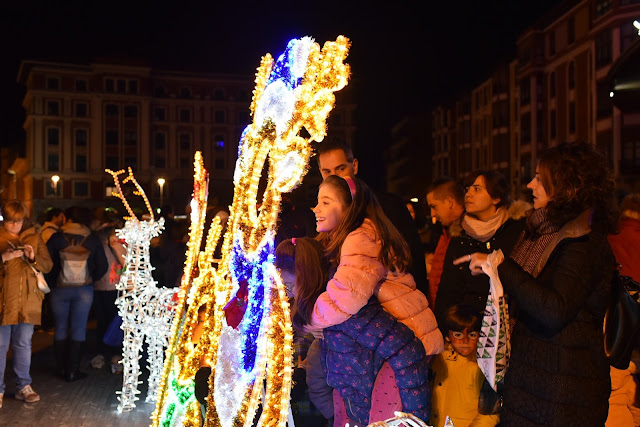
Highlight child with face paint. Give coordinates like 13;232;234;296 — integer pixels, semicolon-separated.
429;304;500;427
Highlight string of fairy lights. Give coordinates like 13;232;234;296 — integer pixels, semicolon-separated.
105;168;179;412
151;36;350;427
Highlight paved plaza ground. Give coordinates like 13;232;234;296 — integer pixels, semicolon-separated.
1;327;155;426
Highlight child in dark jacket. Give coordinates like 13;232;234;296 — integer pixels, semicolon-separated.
275;237;431;425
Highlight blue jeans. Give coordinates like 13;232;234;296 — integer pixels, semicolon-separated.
0;323;35;393
50;285;94;341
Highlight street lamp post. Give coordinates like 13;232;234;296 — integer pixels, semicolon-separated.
157;178;165;208
51;175;60;196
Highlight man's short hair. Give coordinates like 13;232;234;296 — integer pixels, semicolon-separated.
427;177;464;207
45;207;64;222
316;140;354;162
64;206;92;227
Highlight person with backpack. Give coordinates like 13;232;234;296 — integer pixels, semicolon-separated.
46;207;108;382
91;226;126;374
38;207;66;331
40;207;66;244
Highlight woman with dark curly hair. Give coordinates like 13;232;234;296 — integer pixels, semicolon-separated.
456;142;617;426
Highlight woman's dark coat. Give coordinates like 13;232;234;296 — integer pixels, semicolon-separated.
434;207;526;328
497;210;615;426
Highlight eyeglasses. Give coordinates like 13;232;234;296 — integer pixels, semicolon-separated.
5;219;25;225
465;185;487;194
450;330;480;340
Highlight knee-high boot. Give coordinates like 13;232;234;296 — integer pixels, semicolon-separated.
66;340;88;382
54;340;67;378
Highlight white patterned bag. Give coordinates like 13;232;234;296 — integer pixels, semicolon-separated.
477;250;510;391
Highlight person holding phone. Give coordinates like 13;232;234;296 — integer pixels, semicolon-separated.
0;200;53;407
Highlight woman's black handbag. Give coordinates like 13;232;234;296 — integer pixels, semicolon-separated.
604;266;640;370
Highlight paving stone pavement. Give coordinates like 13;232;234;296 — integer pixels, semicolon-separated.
0;328;155;426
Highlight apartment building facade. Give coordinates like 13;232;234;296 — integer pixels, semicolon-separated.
387;112;433;200
431;0;640;197
13;60;356;215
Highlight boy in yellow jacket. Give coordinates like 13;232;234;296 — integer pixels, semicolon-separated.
430;304;499;427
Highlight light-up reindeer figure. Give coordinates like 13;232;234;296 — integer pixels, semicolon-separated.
153;36;350;427
106;167;180;412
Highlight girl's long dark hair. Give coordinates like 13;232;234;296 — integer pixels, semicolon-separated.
275;237;330;332
316;175;410;272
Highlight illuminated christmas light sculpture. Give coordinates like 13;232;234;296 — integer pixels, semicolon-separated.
366;411;431;427
153;36;350;427
106;167;180;412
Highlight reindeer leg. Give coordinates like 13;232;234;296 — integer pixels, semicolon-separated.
145;325;164;403
117;315;144;412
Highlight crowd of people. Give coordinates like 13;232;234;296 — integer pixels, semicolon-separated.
268;141;640;427
0;204;190;409
1;139;640;427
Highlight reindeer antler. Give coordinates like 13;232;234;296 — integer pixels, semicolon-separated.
106;168;155;221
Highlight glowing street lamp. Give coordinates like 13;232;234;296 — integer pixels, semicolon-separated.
157;178;165;207
51;175;60;195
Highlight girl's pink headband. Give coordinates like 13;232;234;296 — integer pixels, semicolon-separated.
342;176;356;199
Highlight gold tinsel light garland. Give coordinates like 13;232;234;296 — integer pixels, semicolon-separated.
152;36;350;427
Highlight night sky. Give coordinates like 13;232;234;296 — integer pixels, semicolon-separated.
0;0;561;188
